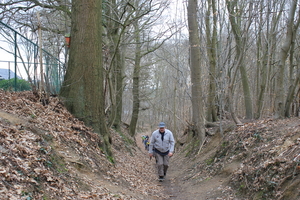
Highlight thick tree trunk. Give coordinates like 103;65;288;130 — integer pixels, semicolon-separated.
285;50;300;117
284;1;300;117
129;21;141;137
112;49;124;130
255;2;268;119
187;0;205;148
60;0;112;156
228;53;243;126
228;85;243;126
205;0;218;122
274;0;297;118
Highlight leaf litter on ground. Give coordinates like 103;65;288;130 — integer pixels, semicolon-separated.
0;90;166;199
1;90;299;200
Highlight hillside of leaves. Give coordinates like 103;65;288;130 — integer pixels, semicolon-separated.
230;119;300;199
0;90;166;200
177;117;300;199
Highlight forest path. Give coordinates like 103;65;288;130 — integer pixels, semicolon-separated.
1;91;299;199
0;107;236;199
135;131;238;200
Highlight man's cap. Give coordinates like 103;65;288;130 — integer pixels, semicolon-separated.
159;122;166;128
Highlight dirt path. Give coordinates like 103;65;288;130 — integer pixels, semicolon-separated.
136;132;237;200
0;94;234;199
162;156;234;200
2;91;299;199
1;107;236;199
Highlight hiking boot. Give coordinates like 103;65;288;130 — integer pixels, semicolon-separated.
158;176;164;182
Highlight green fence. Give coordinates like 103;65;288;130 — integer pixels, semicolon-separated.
0;21;65;94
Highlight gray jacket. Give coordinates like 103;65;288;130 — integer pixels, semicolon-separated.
148;129;175;154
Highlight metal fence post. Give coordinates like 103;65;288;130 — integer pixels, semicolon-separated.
14;31;17;91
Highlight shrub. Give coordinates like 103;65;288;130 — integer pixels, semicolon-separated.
0;78;31;91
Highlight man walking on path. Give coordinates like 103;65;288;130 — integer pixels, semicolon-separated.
149;122;175;181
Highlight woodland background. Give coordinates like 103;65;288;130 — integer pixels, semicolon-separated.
1;0;300;154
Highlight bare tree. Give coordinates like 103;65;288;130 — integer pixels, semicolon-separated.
205;0;218;122
187;0;205;151
274;0;300;118
226;0;253;119
125;0;172;136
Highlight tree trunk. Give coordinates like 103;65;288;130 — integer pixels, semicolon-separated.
205;0;218;122
284;1;300;117
226;0;253;119
228;85;243;126
129;20;141;137
60;0;112;156
228;52;243;126
187;0;205;149
106;0;124;131
112;48;124;130
255;0;280;119
285;75;300;117
274;0;297;118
